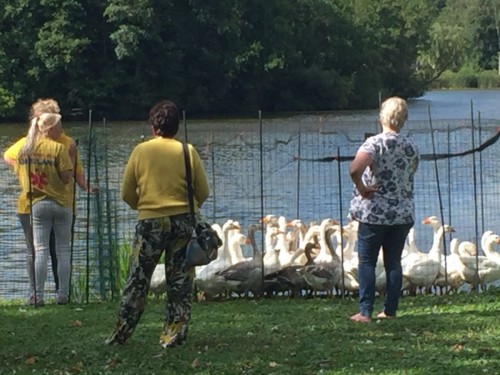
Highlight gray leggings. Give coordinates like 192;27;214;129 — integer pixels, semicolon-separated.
19;214;58;294
31;199;72;300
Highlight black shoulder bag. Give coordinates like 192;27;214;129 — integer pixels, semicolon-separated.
182;143;222;267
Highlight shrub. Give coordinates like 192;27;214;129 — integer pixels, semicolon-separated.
477;69;500;88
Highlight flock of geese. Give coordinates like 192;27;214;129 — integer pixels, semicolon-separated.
149;215;500;300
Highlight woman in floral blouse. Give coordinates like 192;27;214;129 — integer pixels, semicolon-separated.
349;96;420;323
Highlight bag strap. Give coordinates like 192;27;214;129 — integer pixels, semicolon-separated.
182;142;196;226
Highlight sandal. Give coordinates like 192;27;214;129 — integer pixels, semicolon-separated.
350;312;372;323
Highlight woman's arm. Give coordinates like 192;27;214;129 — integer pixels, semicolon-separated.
3;156;16;167
349;151;377;198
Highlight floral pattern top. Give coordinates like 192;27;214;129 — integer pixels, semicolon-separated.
349;131;419;225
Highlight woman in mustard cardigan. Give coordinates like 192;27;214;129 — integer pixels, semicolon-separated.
107;100;210;348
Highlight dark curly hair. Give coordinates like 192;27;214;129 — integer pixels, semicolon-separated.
149;100;180;137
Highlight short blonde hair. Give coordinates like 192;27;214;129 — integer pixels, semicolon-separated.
379;96;408;130
29;98;60;120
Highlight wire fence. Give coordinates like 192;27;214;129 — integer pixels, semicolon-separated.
0;114;499;303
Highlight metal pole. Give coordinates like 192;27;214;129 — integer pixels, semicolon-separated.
427;106;447;294
210;131;216;223
477;112;484;237
336;147;345;298
259;110;265;292
295;129;301;219
28;157;38;307
68;139;79;303
470;101;480;291
85;110;93;303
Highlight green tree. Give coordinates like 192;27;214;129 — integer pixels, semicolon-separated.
347;0;437;100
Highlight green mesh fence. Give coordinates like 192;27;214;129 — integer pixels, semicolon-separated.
0;115;499;303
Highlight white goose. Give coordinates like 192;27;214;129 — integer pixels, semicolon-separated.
313;218;339;264
287;219;309;253
194;223;225;276
402;227;423;258
476;232;500;287
331;224;359;294
434;237;466;293
482;231;500;264
194;220;241;298
290;223;322;266
402;223;455;291
341;221;359;263
228;231;249;265
263;226;282;276
276;216;294;267
453;237;498;290
149;263;166;298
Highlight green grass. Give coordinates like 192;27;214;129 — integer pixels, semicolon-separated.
1;291;499;375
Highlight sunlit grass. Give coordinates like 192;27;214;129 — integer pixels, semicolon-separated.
1;291;499;374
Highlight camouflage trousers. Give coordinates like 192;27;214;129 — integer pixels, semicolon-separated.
108;213;196;347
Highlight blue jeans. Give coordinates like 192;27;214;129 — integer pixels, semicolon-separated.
357;222;413;317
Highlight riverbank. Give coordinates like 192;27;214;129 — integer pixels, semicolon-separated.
430;69;500;90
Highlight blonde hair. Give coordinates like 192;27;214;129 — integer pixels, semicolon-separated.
19;113;62;158
29;98;60;120
379;96;408;130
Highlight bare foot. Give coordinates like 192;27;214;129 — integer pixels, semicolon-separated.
350;312;372;323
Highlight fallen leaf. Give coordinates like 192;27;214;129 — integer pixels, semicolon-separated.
269;362;279;368
70;361;85;373
191;358;200;368
452;343;465;352
26;356;37;365
71;320;82;328
105;357;122;370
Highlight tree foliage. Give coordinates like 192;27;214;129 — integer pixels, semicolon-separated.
0;0;496;120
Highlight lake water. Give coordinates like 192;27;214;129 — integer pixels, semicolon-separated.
0;89;499;300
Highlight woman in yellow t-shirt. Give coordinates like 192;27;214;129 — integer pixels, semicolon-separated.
4;99;92;305
13;113;74;306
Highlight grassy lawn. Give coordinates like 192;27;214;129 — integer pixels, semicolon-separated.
1;291;499;375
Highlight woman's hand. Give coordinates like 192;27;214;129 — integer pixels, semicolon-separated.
87;186;99;194
69;142;77;160
357;184;378;198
